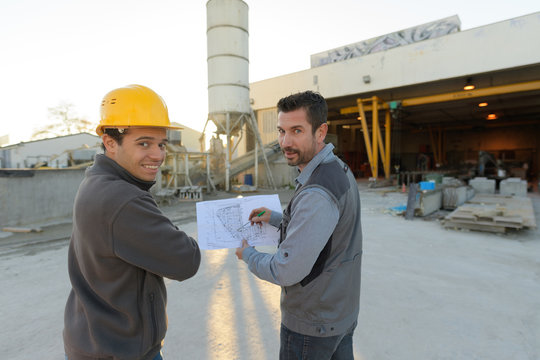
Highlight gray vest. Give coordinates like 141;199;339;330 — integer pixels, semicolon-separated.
279;158;363;337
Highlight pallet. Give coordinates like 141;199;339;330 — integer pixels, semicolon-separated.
442;194;536;233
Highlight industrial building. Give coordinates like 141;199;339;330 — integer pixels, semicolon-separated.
241;12;540;189
0;133;101;169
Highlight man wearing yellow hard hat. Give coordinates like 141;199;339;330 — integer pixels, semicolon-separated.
63;85;201;360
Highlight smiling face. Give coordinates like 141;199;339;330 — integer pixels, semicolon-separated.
102;127;168;181
277;107;328;171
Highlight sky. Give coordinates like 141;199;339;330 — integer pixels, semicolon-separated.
1;0;538;145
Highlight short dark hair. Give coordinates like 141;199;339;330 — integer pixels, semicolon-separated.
277;91;328;134
100;128;129;152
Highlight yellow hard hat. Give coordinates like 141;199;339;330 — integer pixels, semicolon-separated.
96;84;182;136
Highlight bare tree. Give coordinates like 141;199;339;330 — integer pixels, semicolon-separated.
31;102;95;140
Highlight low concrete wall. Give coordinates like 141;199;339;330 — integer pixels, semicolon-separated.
0;169;86;228
244;157;297;189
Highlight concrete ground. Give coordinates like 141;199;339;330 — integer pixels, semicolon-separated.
1;182;539;360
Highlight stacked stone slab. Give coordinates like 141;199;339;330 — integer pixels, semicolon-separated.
415;189;442;216
499;177;527;197
469;177;496;194
441;177;475;209
442;186;469;209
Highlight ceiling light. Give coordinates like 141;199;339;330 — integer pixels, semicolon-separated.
478;102;488;107
463;77;475;91
343;125;351;129
357;116;362;120
486;113;497;120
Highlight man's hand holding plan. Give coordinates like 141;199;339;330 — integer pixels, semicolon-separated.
196;194;281;250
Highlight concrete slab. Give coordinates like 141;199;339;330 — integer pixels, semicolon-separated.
442;186;469;209
500;177;527;197
415;189;442;216
469;177;496;194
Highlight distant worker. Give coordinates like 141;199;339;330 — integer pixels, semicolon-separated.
63;85;201;360
236;91;363;359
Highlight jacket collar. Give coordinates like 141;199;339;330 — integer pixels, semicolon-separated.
295;143;335;187
90;154;156;192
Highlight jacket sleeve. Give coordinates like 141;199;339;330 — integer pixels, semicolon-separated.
111;194;201;281
269;210;283;228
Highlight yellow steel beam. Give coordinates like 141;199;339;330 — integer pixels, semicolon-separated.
385;110;391;178
375;121;386;171
340;80;540;114
356;96;391;179
356;97;394;179
372;97;379;179
341;102;388;115
428;126;446;166
373;107;391;179
373;98;392;179
439;127;446;165
357;100;374;175
339;124;364;129
328;119;361;126
428;126;439;165
372;97;392;179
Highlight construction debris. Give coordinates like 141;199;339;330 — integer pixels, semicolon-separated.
154;189;177;206
178;186;203;201
2;227;43;233
443;194;536;233
232;184;258;193
368;178;393;188
154;186;204;206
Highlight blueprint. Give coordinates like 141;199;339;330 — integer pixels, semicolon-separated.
196;194;281;250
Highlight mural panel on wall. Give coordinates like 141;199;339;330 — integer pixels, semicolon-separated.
310;15;461;67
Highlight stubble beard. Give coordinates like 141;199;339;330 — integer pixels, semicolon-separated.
282;141;317;168
282;147;302;167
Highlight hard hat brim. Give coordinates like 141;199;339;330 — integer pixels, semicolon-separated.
96;124;183;136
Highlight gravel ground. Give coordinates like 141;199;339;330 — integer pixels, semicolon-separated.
1;183;539;359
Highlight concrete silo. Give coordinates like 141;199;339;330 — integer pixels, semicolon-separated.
206;0;274;191
207;0;250;124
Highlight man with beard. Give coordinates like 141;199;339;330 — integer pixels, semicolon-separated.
236;91;363;359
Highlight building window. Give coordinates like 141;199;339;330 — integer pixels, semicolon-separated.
261;109;277;134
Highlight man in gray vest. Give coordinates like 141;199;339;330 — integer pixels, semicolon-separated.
236;90;363;359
